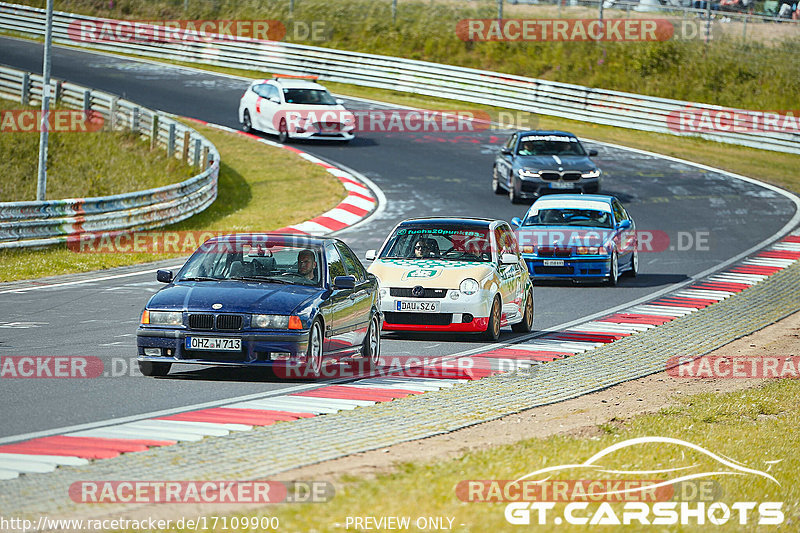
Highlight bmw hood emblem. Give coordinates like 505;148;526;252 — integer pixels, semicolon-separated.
212;303;223;309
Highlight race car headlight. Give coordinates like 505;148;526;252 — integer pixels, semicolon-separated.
521;245;535;254
459;278;480;295
252;314;290;329
379;287;388;298
518;169;540;179
581;169;601;179
577;246;601;255
146;311;182;326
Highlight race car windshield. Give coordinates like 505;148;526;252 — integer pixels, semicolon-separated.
380;227;493;262
282;89;338;105
517;137;586;156
177;243;323;286
523;209;613;228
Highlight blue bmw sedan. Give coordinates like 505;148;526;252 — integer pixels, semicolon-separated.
136;234;381;377
511;195;638;285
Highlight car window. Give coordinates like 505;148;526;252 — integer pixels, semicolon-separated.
497;225;519;257
326;243;347;281
523;208;613;229
504;133;517;151
266;85;279;101
336;242;366;281
612;201;626;224
379;225;492;262
253;84;271;98
282;88;337;105
517;134;586;156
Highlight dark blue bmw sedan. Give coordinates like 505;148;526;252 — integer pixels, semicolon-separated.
137;234;381;377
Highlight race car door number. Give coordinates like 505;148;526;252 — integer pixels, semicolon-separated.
397;301;439;312
543;259;565;266
185;336;242;351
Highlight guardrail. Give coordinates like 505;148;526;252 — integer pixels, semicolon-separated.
0;2;797;155
0;64;220;249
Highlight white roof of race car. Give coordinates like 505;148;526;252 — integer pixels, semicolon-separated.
530;198;613;215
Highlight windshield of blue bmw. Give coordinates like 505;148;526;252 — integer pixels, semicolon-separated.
516;135;586;156
176;244;323;286
282;89;337;105
523;209;613;228
380;227;492;261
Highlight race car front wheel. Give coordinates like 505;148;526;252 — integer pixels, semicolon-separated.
483;296;502;341
278;118;290;144
242;110;253;133
511;289;533;333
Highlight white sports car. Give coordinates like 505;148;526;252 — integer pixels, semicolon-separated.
365;217;534;340
238;76;355;143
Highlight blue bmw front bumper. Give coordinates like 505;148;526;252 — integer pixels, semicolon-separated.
522;255;612;280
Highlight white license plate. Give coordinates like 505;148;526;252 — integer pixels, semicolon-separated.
397;300;439;312
185;336;242;351
550;181;575;189
543;259;565;266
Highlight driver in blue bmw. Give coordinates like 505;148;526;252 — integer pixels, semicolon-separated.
297;249;318;281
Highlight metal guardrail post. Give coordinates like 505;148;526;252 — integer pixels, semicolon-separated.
193;138;201;167
110;97;118;130
82;89;90;113
182;129;190;162
53;80;62;104
150;114;159;150
132;106;140;132
202;145;210;170
168;122;176;158
21;72;30;105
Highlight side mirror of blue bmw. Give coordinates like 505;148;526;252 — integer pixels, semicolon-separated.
333;275;356;289
510;217;522;228
156;270;173;283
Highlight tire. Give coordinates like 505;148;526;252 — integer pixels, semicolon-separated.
509;178;522;204
492;167;504;194
138;360;171;377
242;110;253;133
305;320;324;376
361;313;381;367
483;296;502;341
511;289;533;333
277;118;289;144
628;247;638;278
607;251;619;286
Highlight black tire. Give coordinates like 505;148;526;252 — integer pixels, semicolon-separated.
305;319;324;376
511;289;533;333
138;360;171;377
483;296;502;341
492;167;504;194
509;178;522;204
361;313;381;367
277;118;289;144
607;251;619;286
242;109;253;133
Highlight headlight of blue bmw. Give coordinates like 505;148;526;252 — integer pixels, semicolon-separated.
581;169;601;178
146;311;183;326
251;314;290;329
518;169;540;179
459;278;480;295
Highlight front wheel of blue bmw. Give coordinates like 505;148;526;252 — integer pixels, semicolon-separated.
305;320;323;376
607;251;619;286
362;314;381;367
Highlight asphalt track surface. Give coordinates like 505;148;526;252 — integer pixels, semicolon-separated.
0;36;797;439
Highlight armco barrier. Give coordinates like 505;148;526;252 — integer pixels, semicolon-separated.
0;64;219;249
0;2;798;154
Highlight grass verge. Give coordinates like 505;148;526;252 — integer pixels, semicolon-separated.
196;380;799;532
0;123;346;282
